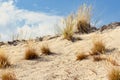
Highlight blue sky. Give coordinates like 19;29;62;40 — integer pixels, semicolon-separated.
0;0;120;41
15;0;120;24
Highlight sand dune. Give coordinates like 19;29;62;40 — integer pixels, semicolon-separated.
0;26;120;80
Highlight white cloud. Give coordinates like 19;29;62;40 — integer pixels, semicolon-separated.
0;0;63;41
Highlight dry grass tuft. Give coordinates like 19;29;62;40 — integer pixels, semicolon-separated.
108;68;120;80
25;41;39;60
25;48;38;60
76;52;88;61
90;34;106;55
75;4;92;33
76;20;91;34
2;71;17;80
0;49;11;68
91;40;105;55
55;4;92;39
106;57;119;66
62;14;74;40
93;55;106;61
41;43;51;55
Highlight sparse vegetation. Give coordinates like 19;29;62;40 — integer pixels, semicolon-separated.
106;57;119;66
90;34;106;55
25;48;38;60
62;14;74;40
25;41;39;60
93;55;106;61
91;40;105;55
2;71;17;80
108;68;120;80
0;3;119;80
0;49;10;68
41;43;52;55
55;4;93;40
11;29;32;41
75;4;92;33
92;54;119;66
76;52;88;61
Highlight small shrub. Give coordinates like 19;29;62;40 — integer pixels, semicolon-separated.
62;14;74;40
93;55;106;61
2;71;17;80
75;4;92;33
76;52;88;61
0;49;10;68
25;40;39;60
91;41;105;55
107;57;119;66
41;44;51;55
90;35;106;55
76;20;91;33
25;48;38;60
108;68;120;80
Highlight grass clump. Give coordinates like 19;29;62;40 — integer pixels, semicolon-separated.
93;55;106;61
55;4;93;40
25;41;39;60
25;48;38;60
75;4;92;33
41;43;52;55
106;57;119;66
76;52;88;61
93;54;119;66
0;49;10;68
62;15;74;40
91;41;105;55
90;34;106;55
76;20;91;33
108;68;120;80
2;71;17;80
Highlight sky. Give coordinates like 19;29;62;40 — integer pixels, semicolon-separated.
0;0;120;41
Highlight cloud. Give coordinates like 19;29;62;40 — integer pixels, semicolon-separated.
0;0;62;41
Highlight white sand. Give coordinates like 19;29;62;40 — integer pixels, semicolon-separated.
0;27;120;80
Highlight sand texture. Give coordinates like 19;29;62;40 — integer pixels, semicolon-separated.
0;27;120;80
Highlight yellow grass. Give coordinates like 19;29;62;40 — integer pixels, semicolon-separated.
0;49;10;68
75;4;92;33
2;71;17;80
93;55;106;61
62;14;74;40
108;68;120;80
41;43;51;55
76;52;88;61
55;4;92;38
25;48;38;60
90;34;106;55
25;41;39;60
11;29;32;41
106;57;119;66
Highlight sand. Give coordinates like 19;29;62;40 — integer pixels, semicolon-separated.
0;27;120;80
